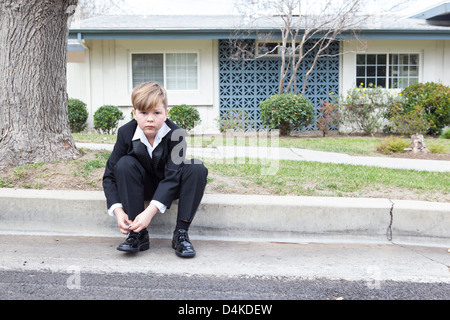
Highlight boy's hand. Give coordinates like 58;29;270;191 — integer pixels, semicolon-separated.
114;208;132;234
128;204;159;233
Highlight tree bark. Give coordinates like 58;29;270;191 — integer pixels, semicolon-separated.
0;0;80;168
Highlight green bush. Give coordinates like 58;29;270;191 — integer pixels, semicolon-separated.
340;84;402;135
376;136;409;154
68;98;88;133
388;105;434;136
401;82;450;135
168;104;201;131
260;93;314;136
93;105;124;135
428;144;446;154
440;128;450;139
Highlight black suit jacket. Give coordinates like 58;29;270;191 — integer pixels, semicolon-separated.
102;118;187;210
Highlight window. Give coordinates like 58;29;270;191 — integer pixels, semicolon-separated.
389;54;419;89
132;54;164;87
356;53;419;89
131;53;198;90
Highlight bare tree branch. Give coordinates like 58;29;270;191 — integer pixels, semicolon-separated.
232;0;370;94
72;0;129;21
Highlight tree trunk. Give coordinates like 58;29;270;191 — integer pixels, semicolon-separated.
279;121;290;136
0;0;80;168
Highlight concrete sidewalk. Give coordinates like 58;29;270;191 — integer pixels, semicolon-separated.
77;142;450;172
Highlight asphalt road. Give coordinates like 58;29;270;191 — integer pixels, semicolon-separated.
0;270;450;317
0;234;448;304
1;269;449;301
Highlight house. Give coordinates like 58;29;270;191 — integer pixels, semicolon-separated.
67;5;450;133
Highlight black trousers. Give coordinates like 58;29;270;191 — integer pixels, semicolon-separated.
114;155;208;222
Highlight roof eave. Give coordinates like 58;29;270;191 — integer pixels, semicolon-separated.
69;28;450;41
411;3;450;20
68;28;271;40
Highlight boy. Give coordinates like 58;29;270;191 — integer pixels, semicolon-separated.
102;81;208;258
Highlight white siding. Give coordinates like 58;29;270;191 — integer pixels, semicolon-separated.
67;39;220;132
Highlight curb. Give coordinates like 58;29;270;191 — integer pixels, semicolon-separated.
0;189;448;247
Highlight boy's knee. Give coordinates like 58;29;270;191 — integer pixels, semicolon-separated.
114;155;143;176
184;160;208;179
194;161;208;178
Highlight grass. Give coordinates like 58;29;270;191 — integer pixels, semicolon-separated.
204;158;449;201
72;151;110;177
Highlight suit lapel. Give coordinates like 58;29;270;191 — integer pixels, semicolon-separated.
152;123;174;171
152;143;163;170
132;140;154;174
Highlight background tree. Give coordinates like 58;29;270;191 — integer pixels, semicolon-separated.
0;0;80;168
232;0;367;95
72;0;127;21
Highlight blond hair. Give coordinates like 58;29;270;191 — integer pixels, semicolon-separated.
131;81;168;111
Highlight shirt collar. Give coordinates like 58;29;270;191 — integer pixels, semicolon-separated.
132;122;171;150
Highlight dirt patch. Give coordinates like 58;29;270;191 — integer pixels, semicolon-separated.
0;150;106;191
0;150;268;195
345;186;449;203
387;152;450;161
206;171;273;195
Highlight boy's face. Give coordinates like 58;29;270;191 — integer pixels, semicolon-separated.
132;101;168;142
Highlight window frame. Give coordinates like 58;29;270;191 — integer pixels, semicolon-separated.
355;52;422;90
129;51;200;92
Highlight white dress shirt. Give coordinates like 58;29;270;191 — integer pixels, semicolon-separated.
108;123;171;216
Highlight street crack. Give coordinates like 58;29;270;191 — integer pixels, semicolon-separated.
386;199;394;242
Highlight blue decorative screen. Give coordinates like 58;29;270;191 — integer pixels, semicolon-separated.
218;39;340;131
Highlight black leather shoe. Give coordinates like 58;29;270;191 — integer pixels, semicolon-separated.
117;229;150;252
172;229;196;258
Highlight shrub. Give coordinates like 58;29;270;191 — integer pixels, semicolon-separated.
260;93;314;136
440;128;450;139
217;109;250;132
317;100;340;137
376;136;409;154
428;144;446;154
168;104;201;131
340;84;402;135
68;98;88;133
388;105;434;136
401;82;450;135
93;105;124;135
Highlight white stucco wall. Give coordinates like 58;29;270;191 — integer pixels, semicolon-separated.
67;38;220;133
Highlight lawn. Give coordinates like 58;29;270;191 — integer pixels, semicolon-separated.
203;158;449;202
1;133;447;203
